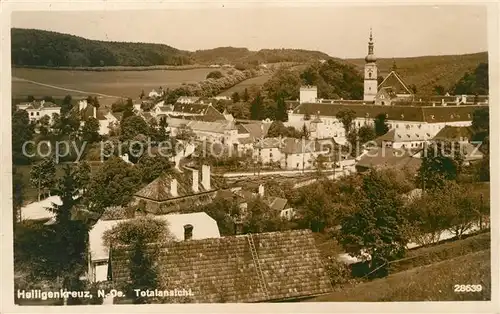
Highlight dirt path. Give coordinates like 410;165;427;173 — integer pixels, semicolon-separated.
13;77;123;98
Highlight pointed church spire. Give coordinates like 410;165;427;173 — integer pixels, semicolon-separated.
365;28;376;63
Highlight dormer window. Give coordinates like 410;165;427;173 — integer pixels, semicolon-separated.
184;224;193;240
431;115;435;120
468;114;471;118
381;95;385;99
401;114;405;119
385;114;389;119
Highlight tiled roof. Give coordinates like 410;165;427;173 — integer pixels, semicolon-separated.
378;71;412;95
177;96;200;103
356;147;422;172
239;122;272;139
264;197;288;212
172;102;207;114
292;103;486;123
19;101;60;110
167;117;236;134
375;129;432;144
254;137;282;149
110;230;332;303
134;169;216;202
433;126;475;141
281;138;326;154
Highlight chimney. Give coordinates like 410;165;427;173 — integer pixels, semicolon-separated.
183;224;193;240
192;170;199;193
258;184;265;197
170;178;178;197
202;165;211;191
93;106;97;119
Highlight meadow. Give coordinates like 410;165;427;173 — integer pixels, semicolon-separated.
311;249;490;301
12;67;229;99
217;74;272;96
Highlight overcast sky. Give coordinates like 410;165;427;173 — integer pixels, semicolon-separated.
12;5;488;59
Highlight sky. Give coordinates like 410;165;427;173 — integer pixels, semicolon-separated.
11;5;488;59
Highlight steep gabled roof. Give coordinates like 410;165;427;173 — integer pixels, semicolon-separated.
356;147;422;172
110;230;332;303
378;71;412;95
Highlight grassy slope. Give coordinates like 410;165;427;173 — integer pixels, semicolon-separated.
217;74;272;96
12;67;225;98
310;249;491;301
346;52;487;95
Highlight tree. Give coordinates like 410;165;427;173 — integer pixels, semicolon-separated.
61;95;73;116
433;85;445;95
453;63;489;95
275;96;288;122
27;95;35;102
12;110;35;165
43;96;55;103
231;92;240;103
206;71;223;79
242;198;287;234
250;94;264;120
336;109;356;135
242;88;250;102
30;157;57;201
301;124;309;140
175;124;196;142
75;161;91;194
87;157;142;211
358;125;376;144
121;115;149;141
267;121;288;138
140;90;145;99
340;170;410;277
296;182;338;232
13;166;24;223
188;197;241;236
136;154;173;183
103;216;174;303
48;165;90;297
81;117;100;143
38;115;52;138
416;141;464;190
471;107;489;133
374;113;389;136
121;98;135;122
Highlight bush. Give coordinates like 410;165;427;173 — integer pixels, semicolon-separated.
206;70;223;79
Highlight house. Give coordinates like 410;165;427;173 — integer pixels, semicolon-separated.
149;89;162;98
167;117;239;145
356;147;422;174
374;128;432;149
87;212;220;282
109;229;333;303
177;96;200;104
16;100;61;123
433;125;476;143
154;102;226;121
132;165;221;214
377;70;414;101
75;99;119;135
281;138;331;170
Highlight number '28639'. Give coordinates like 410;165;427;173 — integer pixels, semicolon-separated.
454;284;483;293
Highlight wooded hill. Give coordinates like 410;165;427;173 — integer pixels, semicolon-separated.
11;28;331;68
347;52;488;95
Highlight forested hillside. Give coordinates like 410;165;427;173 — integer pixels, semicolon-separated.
347;52;488;95
11;28;332;68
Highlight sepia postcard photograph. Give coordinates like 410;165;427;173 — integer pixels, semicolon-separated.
1;1;498;313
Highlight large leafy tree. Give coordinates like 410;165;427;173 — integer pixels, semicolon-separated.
12;110;35;165
121;115;149;141
250;93;265;120
374;113;389;136
87;156;142;211
336;109;356;135
453;62;488;95
30;157;57;201
416;141;464;190
340;170;410;277
136;154;173;183
81;117;101;143
103;216;174;303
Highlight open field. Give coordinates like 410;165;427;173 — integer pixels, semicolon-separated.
346;52;487;95
217;74;272;96
310;249;490;301
12;67;229;99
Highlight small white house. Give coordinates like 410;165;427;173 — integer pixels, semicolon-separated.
87;212;221;282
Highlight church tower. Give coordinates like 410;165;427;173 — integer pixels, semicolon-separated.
363;29;378;102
